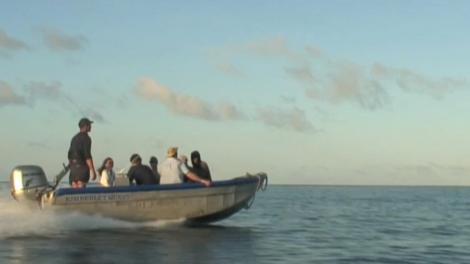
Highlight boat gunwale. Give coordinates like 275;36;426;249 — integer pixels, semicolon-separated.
55;177;259;196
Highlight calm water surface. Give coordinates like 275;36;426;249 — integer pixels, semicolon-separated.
1;183;470;263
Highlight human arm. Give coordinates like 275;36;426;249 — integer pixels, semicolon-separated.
127;167;135;185
185;171;211;187
202;161;212;180
86;159;97;181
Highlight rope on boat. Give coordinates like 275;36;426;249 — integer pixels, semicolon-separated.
256;172;268;191
244;193;256;209
244;172;268;209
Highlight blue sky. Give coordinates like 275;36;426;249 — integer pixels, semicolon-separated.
1;1;470;185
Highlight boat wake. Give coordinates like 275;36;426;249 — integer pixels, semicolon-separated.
0;190;184;239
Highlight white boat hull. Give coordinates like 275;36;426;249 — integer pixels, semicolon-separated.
40;174;267;224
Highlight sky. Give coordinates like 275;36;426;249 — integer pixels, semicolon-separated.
1;0;470;185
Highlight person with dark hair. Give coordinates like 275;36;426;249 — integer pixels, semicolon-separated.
127;153;158;185
190;150;212;181
158;147;210;186
149;156;160;184
98;157;116;187
67;117;96;188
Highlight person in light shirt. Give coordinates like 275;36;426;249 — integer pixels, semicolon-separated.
98;157;116;187
158;147;211;187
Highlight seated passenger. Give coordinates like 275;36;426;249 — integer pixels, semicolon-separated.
149;156;160;184
179;154;190;183
191;150;212;181
158;147;211;186
98;157;116;187
127;153;158;185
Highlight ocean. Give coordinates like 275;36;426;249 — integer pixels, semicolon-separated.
1;183;470;263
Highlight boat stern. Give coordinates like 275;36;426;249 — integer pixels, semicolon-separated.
10;165;50;203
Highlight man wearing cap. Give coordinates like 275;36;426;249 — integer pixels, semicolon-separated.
158;147;211;186
127;153;158;185
67;117;97;188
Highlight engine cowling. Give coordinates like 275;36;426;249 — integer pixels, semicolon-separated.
10;165;49;202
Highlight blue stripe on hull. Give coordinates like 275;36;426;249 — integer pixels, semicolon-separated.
55;177;259;196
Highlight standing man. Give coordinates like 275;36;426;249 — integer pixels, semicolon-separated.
68;117;97;188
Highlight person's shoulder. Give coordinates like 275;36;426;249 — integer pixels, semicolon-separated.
76;131;90;140
143;164;153;171
127;166;135;174
201;161;210;168
71;132;81;140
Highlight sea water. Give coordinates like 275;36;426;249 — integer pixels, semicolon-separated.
1;183;470;263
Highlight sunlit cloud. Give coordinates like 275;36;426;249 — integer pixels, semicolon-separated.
135;78;245;121
0;29;28;51
26;81;63;101
41;28;87;52
213;37;468;110
83;108;106;123
372;63;468;99
215;62;244;78
214;37;301;60
0;81;26;107
285;65;316;86
256;106;315;132
0;80;106;122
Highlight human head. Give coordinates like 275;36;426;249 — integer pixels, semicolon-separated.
149;156;158;165
167;147;178;158
98;157;113;174
130;153;142;165
78;117;93;132
104;157;114;169
191;150;201;166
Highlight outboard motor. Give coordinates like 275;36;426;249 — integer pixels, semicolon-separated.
10;165;50;202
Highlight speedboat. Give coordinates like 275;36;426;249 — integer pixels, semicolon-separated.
9;165;268;224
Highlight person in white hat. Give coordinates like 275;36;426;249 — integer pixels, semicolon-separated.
158;147;211;186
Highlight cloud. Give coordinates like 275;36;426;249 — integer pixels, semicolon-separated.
0;80;106;123
83;108;106;123
41;29;87;52
372;63;468;99
135;78;244;121
0;30;28;51
328;62;390;110
0;81;26;107
285;65;316;84
215;62;244;78
213;37;468;110
216;37;302;61
256;107;315;132
26;81;64;101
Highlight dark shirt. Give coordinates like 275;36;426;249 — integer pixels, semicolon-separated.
68;132;92;164
192;161;211;181
151;168;161;184
128;164;158;185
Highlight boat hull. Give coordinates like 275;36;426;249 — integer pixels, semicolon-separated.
42;175;266;224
